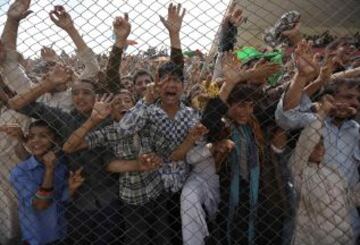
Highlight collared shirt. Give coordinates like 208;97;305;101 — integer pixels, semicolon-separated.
118;100;201;193
85;123;175;205
275;93;360;187
9;156;70;245
290;118;360;245
276;93;360;236
18;102;118;210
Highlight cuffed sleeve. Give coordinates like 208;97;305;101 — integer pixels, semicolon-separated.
275;93;317;130
77;48;100;80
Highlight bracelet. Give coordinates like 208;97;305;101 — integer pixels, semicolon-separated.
35;192;53;201
39;186;54;192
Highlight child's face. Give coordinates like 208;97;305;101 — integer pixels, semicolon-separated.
309;141;325;164
26;126;55;157
111;93;134;122
71;81;96;114
159;75;183;107
228;101;254;125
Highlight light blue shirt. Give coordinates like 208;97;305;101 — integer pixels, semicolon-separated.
9;155;70;245
276;93;360;237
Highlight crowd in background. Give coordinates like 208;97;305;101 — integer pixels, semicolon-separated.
0;0;360;245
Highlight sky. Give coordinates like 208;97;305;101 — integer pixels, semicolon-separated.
0;0;229;58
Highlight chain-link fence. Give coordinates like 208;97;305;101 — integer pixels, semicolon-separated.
1;0;360;244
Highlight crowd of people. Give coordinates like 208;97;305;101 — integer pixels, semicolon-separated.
0;0;360;245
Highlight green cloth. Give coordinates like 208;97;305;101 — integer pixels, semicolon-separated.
235;47;284;86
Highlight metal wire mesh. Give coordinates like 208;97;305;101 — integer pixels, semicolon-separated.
0;0;360;244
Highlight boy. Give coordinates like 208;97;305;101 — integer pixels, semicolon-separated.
9;120;84;245
290;96;360;245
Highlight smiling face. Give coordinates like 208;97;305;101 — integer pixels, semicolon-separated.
26;126;56;158
71;81;96;115
111;92;134;122
228;101;254;125
159;75;183;107
333;84;360;119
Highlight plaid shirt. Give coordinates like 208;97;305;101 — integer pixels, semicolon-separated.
118;100;201;193
85;123;174;205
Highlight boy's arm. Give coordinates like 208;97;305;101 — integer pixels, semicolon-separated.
49;5;99;80
290;96;333;176
7;64;72;110
106;153;162;173
160;3;185;68
102;14;131;93
63;95;113;153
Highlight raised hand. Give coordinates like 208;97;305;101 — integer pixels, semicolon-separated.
318;56;335;82
44;64;73;86
245;59;281;84
294;40;319;78
42;151;57;170
222;51;243;84
113;14;131;43
90;94;114;122
210;139;235;171
49;6;74;32
225;4;246;27
187;123;209;142
0;124;25;141
7;0;33;22
143;82;158;104
160;3;186;34
69;167;85;193
138;153;162;171
41;47;59;63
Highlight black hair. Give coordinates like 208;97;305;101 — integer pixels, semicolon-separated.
132;69;153;84
321;78;360;97
227;84;263;106
326;36;354;52
28;120;61;142
158;61;184;82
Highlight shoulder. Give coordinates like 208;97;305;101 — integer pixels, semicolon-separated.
9;157;34;181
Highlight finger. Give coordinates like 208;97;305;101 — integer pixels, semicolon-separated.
168;3;172;14
159;15;166;26
49;12;59;24
176;3;181;15
124;12;129;22
75;166;84;175
181;8;186;19
104;93;114;103
100;93;107;102
23;10;33;19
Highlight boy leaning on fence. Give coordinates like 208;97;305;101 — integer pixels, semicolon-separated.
9;120;84;245
289;94;360;245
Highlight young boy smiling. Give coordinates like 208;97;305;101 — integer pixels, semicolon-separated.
9;120;84;245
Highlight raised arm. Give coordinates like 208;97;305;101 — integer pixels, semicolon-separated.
7;64;73;110
102;14;131;93
0;0;32;93
283;40;318;111
50;5;99;79
304;56;335;97
213;5;244;80
63;94;113;153
290;95;334;177
1;0;32;51
160;3;185;67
